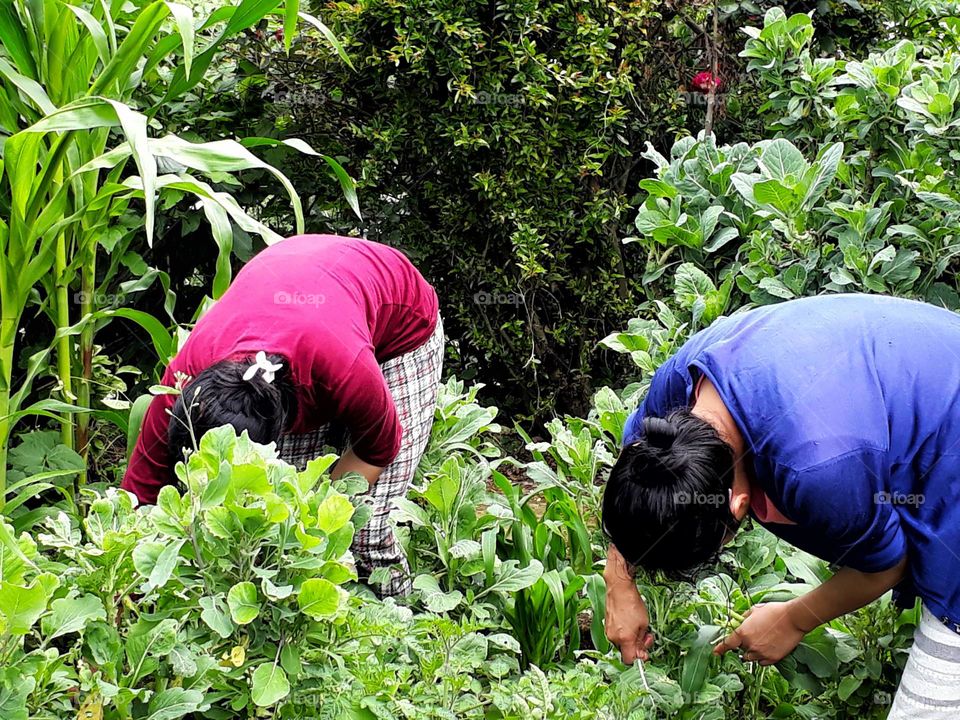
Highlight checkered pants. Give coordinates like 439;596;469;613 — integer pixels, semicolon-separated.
276;315;444;597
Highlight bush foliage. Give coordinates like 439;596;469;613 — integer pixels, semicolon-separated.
234;0;925;418
2;1;959;718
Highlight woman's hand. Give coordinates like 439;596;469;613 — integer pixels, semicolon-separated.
713;602;805;665
604;545;655;663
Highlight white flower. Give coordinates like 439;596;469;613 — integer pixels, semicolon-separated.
243;351;284;384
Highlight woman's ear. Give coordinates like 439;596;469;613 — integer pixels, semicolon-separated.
728;473;751;522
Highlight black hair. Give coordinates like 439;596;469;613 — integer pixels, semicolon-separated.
602;407;739;574
167;354;295;467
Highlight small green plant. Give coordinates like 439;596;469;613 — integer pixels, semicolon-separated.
0;426;363;717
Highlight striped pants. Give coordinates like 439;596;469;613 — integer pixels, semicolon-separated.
888;606;960;718
276;315;444;598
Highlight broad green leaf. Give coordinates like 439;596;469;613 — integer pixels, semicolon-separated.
929;92;953;116
41;594;106;640
484;559;544;595
200;462;231;509
316;494;354;534
390;497;429;528
450;633;489;671
251;662;290;707
801;142;843;208
281;644;302;678
0;574;58;634
166;3;196;78
449;539;482;559
703;226;739;253
681;625;721;696
782;265;808;296
638;178;677;199
412;574;463;613
422;472;459;515
758;277;796;299
838;675;863;701
758;139;807;181
125;618;179;685
133;539;185;591
262;577;294;601
674;263;717;312
204;506;234;539
297;578;340;619
169;644;198;677
227;581;260;625
753;179;799;212
199;595;234;638
652;224;700;248
146;688;204;720
794;629;839;678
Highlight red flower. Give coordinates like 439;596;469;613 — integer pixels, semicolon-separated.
274;28;284;42
691;71;722;93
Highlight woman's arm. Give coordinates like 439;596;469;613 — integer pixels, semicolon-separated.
120;393;176;505
787;556;908;632
604;544;655;663
332;448;384;487
715;556;908;664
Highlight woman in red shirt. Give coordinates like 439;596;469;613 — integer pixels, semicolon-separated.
122;234;443;597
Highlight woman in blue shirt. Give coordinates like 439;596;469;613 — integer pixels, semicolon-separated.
602;294;960;718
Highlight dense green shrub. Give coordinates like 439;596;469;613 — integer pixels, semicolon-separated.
613;5;960;367
211;0;913;421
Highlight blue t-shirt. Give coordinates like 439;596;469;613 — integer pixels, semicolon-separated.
623;294;960;631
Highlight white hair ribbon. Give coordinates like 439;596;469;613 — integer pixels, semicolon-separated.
242;351;283;384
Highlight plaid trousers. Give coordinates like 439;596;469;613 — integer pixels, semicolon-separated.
276;315;444;597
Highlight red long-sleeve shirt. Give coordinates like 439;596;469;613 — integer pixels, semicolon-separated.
121;234;439;504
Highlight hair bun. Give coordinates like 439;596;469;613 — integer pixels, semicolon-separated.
642;416;677;450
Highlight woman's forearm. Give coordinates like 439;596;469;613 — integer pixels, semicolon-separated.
332;448;384;487
604;544;637;588
786;556;908;633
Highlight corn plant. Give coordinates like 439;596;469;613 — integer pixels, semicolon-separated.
0;0;358;508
